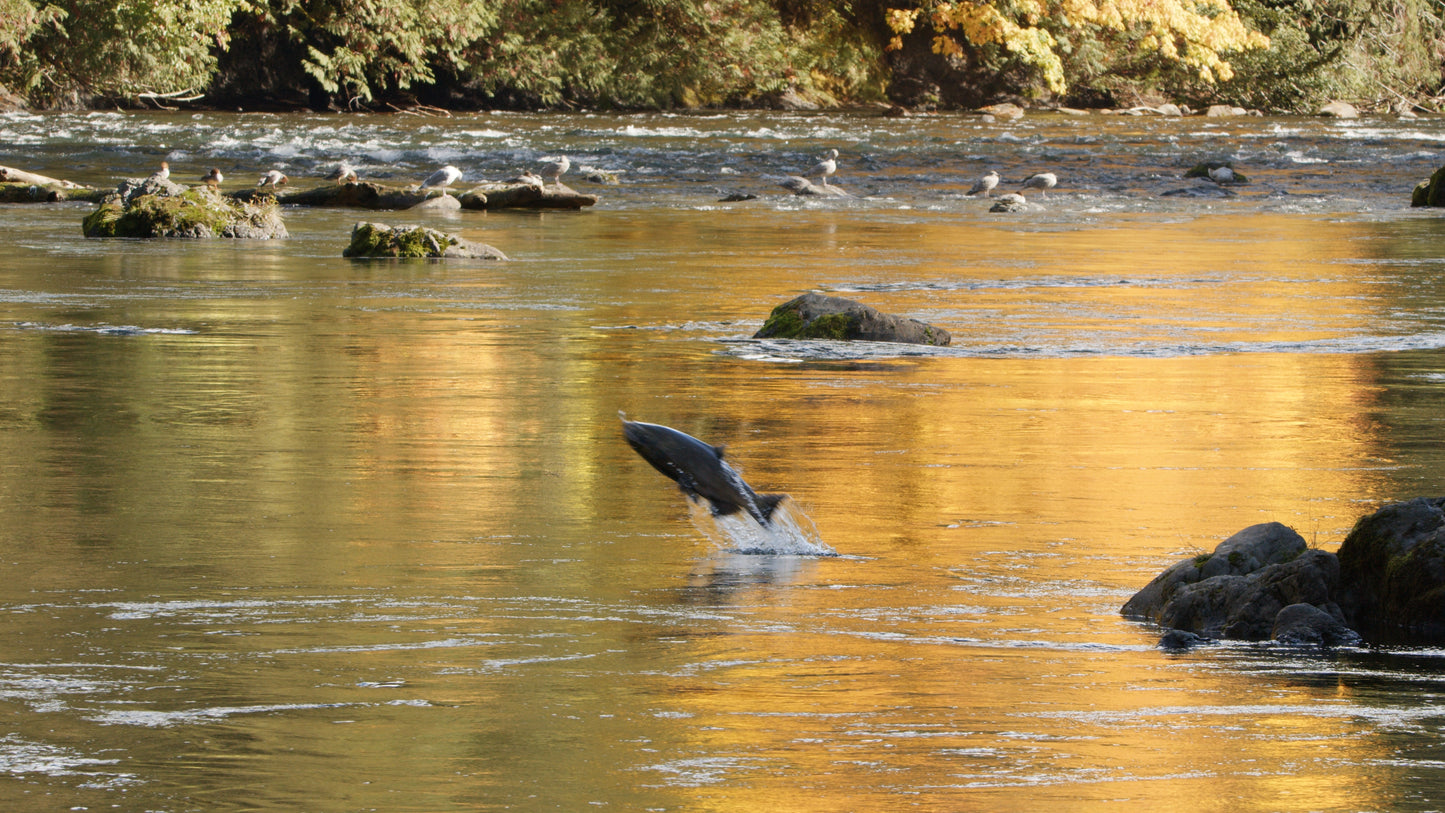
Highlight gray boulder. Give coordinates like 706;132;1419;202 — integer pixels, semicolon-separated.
754;293;951;346
988;193;1041;213
1319;100;1361;119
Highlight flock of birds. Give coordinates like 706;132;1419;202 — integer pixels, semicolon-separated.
143;155;574;198
800;147;1057;200
144;148;1064;201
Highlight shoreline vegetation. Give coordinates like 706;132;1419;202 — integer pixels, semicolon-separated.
1;0;1443;116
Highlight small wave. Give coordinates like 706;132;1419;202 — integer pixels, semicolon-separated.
15;322;196;336
688;497;835;556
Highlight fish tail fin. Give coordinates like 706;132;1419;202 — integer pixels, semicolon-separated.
756;493;788;523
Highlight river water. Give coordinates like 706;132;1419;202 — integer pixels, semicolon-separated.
4;109;1445;811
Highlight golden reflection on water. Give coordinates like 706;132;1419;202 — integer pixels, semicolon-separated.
1;203;1443;810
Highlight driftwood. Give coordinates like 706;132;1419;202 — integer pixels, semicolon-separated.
0;164;89;189
231;180;598;211
779;176;851;197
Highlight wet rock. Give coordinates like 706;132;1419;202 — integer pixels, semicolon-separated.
342;221;507;260
1411;166;1445;207
1272;603;1362;646
1161;184;1237;198
274;180;595;211
978;103;1024;120
988;193;1041;213
1184;162;1249;184
1319;101;1361;119
457;181;597;210
1335;497;1445;642
83;177;287;239
754;293;951;346
1158;629;1209;650
1123;523;1345;640
719;192;758;202
779;176;850;197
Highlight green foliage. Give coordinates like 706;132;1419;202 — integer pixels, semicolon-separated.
254;0;499;105
3;0;242;106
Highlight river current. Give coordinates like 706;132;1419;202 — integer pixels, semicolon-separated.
4;109;1445;811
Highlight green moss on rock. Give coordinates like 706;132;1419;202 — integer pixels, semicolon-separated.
83;184;286;239
343;221;507;260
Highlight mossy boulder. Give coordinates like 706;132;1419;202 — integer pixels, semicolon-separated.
754;293;951;346
1335;497;1445;641
1412;166;1445;207
342;221;507;260
83;177;287;239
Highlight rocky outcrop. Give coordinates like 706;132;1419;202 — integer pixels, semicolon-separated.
1126;498;1445;646
342;221;507;259
83;177;287;239
1319;101;1361;119
754;293;951;346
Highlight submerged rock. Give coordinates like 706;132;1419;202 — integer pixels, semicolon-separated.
754;293;951;346
83;177;287;239
1272;603;1362;646
342;221;507;260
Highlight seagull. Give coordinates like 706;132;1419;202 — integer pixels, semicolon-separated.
1208;165;1235;183
149;161;170;181
538;155;570;185
417;165;462;196
1020;172;1057;198
326;163;358;184
200;168;223;187
805;148;839;186
967;170;1000;197
256;170;288;189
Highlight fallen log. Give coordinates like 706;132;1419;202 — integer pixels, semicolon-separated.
0;165;88;189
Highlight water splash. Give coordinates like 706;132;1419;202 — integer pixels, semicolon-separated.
687;496;834;556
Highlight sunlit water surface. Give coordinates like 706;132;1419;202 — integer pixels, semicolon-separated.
3;110;1445;811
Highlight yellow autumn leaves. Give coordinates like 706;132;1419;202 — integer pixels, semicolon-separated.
887;0;1270;93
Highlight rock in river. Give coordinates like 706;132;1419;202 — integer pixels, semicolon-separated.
342;222;507;260
1125;497;1445;646
754;293;951;346
83;176;287;239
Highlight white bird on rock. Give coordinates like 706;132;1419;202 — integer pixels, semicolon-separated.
1020;172;1057;198
200;168;223;187
805;148;839;186
418;165;462;196
967;170;1000;197
1208;165;1235;183
538;155;570;185
256;170;288;189
149;161;170;181
326;163;358;184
